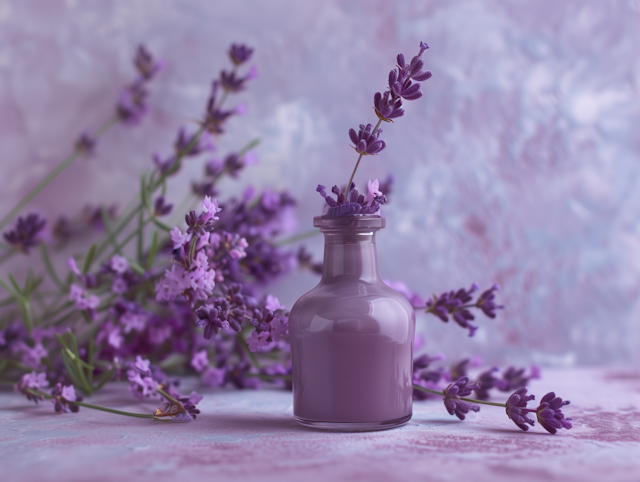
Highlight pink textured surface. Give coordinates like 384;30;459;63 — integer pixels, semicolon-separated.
2;368;639;482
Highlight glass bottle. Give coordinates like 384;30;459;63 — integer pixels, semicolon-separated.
289;216;415;431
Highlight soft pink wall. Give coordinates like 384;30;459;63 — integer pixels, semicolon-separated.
1;0;639;365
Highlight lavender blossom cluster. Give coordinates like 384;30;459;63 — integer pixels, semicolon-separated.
0;41;572;435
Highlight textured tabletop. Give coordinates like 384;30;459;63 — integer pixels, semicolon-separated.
1;367;639;482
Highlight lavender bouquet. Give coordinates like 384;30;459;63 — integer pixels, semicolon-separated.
0;42;571;434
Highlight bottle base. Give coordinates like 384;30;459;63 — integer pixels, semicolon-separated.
294;413;412;432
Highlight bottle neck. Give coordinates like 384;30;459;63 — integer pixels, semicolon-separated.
321;231;380;283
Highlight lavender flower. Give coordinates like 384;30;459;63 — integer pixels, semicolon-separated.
190;350;209;373
373;91;404;122
442;376;481;420
349;123;386;156
474;366;500;400
496;365;541;392
15;371;49;403
317;181;387;218
536;392;572;434
425;283;503;336
134;45;164;80
127;356;160;399
174;128;214;157
195;301;232;340
201;81;236;134
505;387;536;431
476;283;504;318
74;132;96;155
296;246;323;275
154;196;173;217
229;44;254;65
3;213;46;254
116;81;148;125
51;383;81;413
185;210;215;237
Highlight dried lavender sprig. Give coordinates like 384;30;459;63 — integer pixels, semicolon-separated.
21;387;154;419
343;41;431;196
0;116;118;233
413;384;572;435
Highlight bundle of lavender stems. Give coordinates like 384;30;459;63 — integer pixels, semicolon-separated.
0;43;571;434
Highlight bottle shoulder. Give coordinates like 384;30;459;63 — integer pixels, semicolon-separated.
289;278;414;338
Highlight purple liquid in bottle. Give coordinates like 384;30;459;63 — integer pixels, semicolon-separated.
289;216;415;431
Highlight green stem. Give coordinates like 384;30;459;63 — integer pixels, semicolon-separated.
24;388;153;419
0;116;118;233
412;385;507;408
272;229;319;247
344;118;383;196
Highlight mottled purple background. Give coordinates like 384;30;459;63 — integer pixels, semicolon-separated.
1;0;638;366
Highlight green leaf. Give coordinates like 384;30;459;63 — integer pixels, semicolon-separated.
151;218;172;232
0;278;18;299
8;274;22;295
101;207;121;254
237;138;261;157
140;173;152;214
146;231;159;269
127;257;145;275
137;207;144;263
60;349;85;392
83;243;98;274
41;245;65;290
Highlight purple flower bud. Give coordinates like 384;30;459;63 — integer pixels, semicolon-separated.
228;44;254;66
116;81;148;125
348;123;386;156
442;376;481;420
154;196;173;217
134;45;164;80
536;392;572;434
3;213;46;254
505;387;536;431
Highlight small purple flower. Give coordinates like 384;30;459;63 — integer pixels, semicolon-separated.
316;182;387;218
476;283;504;318
191;350;209;373
201;196;222;222
296;246;323;274
110;254;129;274
174;128;214;157
442;376;481;420
3;213;46;254
202;81;235;134
202;366;226;387
536;392;572;434
170;227;191;251
185;210;215;237
264;294;285;312
15;371;49;403
229;44;254;65
134;45;164;80
195;303;231;340
374;91;404;122
474;366;500;400
505;387;536;431
228;361;260;390
51;383;81;413
116;81;148;125
74;132;96;155
220;70;250;93
426;284;479;336
496;365;541;392
349;123;386;156
154;196;173;217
